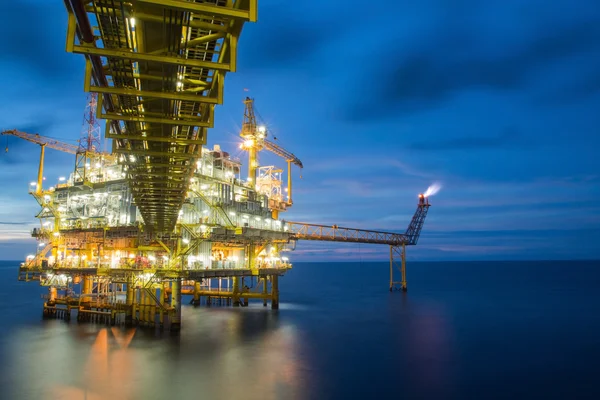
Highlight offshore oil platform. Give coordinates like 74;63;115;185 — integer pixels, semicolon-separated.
2;0;431;331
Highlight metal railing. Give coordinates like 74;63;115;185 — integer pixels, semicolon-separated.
285;222;407;246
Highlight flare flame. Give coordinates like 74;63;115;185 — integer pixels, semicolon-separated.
423;182;442;197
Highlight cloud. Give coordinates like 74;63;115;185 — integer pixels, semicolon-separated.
0;222;27;225
408;127;528;151
424;244;524;254
308;156;435;180
546;69;600;104
0;2;78;79
0;238;36;260
8;120;57;137
0;232;32;241
0;116;64;163
343;16;600;121
288;242;392;262
240;4;348;71
422;228;599;239
283;227;600;261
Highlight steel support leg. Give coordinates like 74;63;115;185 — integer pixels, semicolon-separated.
263;277;268;306
192;281;200;306
390;244;408;292
401;243;407;292
170;279;181;331
125;277;133;324
232;277;240;306
271;275;279;309
389;246;393;291
159;285;165;327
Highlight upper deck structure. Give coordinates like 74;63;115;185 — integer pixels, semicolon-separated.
65;0;257;232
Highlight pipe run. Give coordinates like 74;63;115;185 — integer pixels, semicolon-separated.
65;0;94;43
65;0;121;134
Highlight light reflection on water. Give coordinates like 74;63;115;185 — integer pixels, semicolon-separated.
4;307;307;400
2;261;600;399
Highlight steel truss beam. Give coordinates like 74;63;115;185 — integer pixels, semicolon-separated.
73;44;231;71
286;222;408;246
130;171;189;178
83;5;231;32
130;182;187;188
97;95;215;127
65;0;255;232
124;162;191;169
133;0;257;22
89;85;220;104
106;133;206;145
113;148;200;159
135;12;229;31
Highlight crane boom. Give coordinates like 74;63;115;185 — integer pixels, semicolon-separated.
2;129;116;163
264;139;303;168
1;129;79;154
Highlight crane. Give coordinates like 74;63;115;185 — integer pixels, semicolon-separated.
2;129;79;195
2;129;79;154
1;129;114;194
239;97;303;210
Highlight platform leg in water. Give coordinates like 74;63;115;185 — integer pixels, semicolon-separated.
263;277;268;307
125;277;134;325
401;243;407;292
170;279;181;332
232;277;241;307
389;244;408;292
271;275;279;310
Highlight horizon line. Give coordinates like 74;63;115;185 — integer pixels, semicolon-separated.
0;259;598;264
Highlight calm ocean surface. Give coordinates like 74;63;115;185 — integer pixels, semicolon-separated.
0;259;599;399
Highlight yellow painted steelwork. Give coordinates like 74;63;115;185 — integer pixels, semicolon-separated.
13;0;434;330
285;222;409;246
65;0;257;232
239;97;303;214
1;129;116;193
389;243;407;292
36;145;45;195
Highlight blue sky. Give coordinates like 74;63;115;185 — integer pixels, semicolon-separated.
1;0;599;261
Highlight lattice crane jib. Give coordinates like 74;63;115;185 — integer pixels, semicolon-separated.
263;140;303;168
2;129;79;195
65;0;257;232
1;130;79;154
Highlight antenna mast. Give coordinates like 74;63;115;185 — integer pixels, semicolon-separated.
74;93;102;184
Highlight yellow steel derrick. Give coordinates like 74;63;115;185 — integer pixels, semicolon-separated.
239;97;303;218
